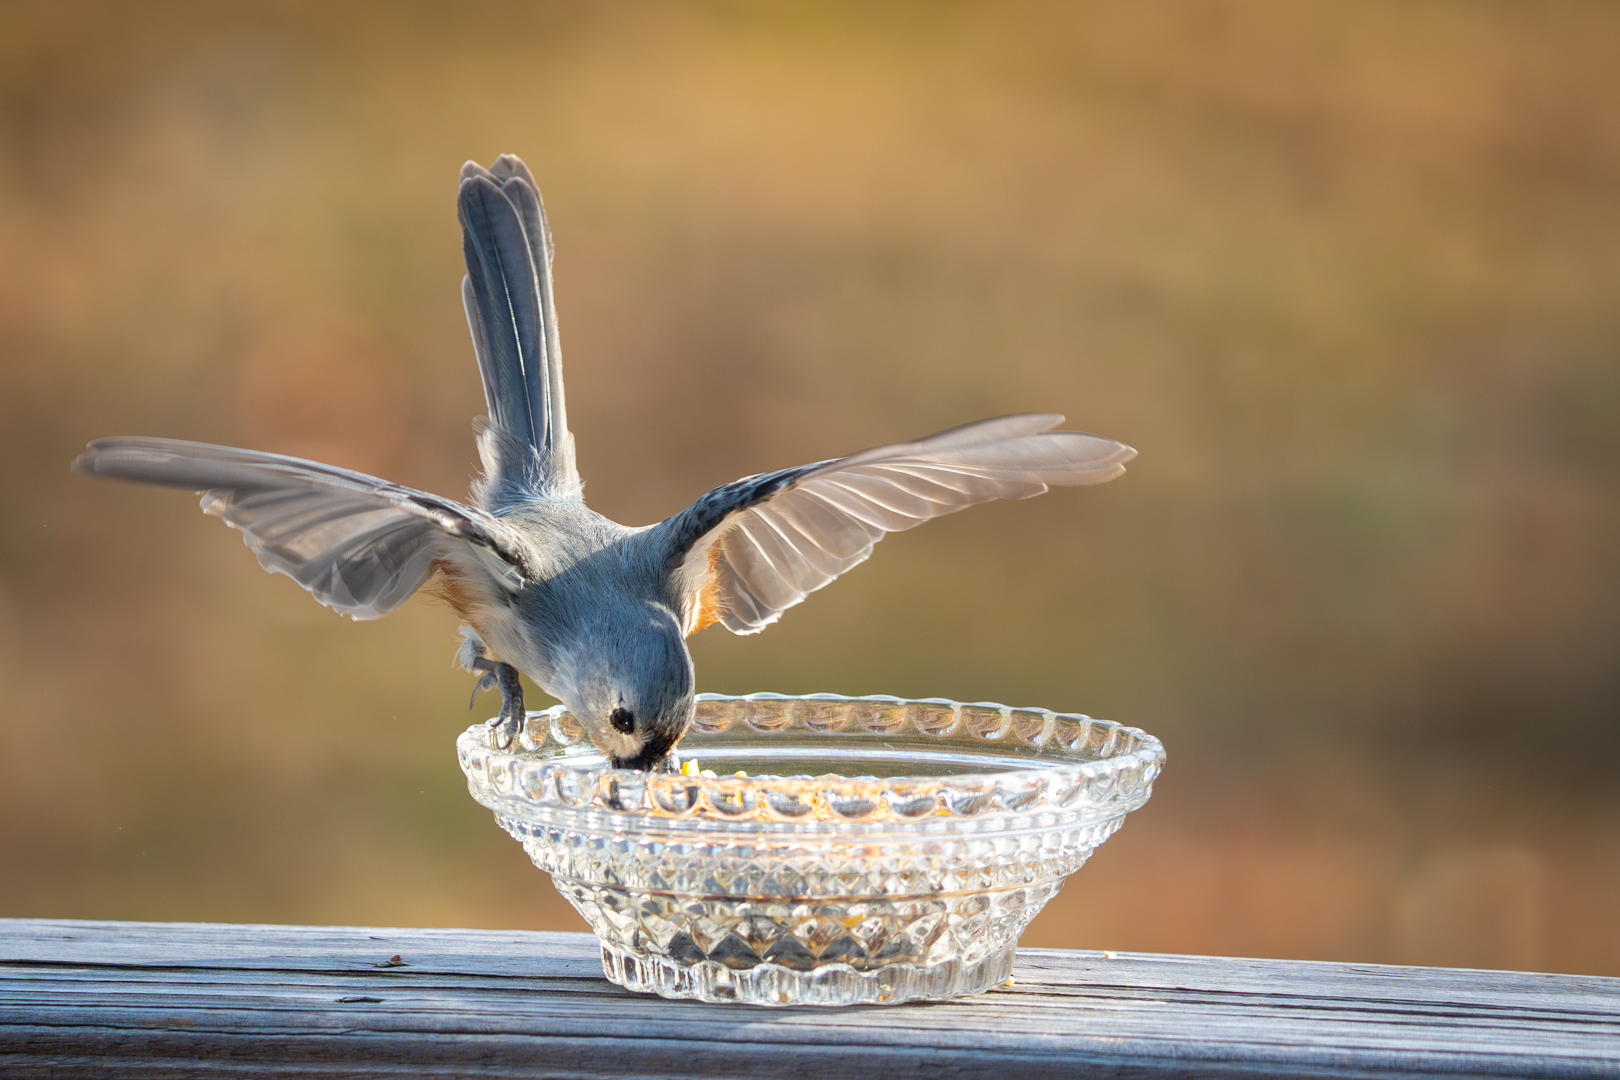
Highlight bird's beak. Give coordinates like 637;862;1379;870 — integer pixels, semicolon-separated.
610;730;679;771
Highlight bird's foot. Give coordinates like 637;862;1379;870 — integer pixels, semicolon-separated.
471;657;525;749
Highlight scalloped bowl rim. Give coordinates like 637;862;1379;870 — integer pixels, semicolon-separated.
458;692;1165;827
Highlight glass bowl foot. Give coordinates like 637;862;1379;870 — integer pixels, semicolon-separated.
601;942;1017;1007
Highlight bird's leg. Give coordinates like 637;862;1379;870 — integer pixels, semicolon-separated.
471;656;525;749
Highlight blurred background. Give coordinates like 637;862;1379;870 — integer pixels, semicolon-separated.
2;1;1616;975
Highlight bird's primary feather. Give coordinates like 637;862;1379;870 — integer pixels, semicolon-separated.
71;437;529;619
657;414;1136;633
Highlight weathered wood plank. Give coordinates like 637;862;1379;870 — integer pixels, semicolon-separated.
1;919;1615;1078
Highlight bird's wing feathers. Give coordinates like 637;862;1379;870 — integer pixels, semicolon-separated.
73;437;529;620
458;156;575;501
663;415;1135;634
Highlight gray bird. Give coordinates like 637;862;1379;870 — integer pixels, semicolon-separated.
73;154;1135;770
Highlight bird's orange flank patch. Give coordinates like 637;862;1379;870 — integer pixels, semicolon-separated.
427;559;478;621
689;545;725;634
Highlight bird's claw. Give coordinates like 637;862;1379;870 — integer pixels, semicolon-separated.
467;671;497;709
488;710;523;750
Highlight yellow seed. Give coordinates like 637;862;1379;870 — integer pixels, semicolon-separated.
681;759;700;775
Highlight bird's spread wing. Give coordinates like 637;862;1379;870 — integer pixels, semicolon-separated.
73;437;530;620
660;415;1135;634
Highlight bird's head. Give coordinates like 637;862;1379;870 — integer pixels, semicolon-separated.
553;601;694;770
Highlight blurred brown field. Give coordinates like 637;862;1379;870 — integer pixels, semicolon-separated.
2;1;1617;975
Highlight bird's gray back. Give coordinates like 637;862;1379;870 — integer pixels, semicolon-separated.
488;501;668;659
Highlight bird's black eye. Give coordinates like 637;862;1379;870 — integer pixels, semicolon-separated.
609;706;635;734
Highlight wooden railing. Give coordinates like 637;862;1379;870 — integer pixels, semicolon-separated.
2;918;1616;1077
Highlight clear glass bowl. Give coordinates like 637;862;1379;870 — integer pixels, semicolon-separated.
458;692;1164;1007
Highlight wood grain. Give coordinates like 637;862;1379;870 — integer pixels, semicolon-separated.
2;919;1616;1078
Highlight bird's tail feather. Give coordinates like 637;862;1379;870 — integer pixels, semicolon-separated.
458;155;577;506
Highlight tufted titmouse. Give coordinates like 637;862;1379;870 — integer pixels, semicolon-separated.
73;154;1135;769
